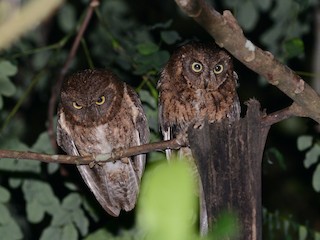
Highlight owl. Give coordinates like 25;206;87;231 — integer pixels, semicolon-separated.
56;69;149;217
157;42;240;233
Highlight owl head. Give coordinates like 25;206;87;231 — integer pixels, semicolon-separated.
59;69;123;126
160;42;234;91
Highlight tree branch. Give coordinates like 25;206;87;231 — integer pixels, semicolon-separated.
47;0;100;150
262;103;308;126
0;139;183;165
174;0;320;123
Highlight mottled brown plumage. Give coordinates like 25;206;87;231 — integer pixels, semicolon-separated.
158;42;240;139
157;42;240;233
57;69;149;216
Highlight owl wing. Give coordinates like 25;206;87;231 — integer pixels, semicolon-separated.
157;78;173;160
57;95;150;217
56;112;79;156
77;163;127;216
132;96;150;179
57;112;122;216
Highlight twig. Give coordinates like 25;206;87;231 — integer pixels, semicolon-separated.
174;0;320;123
262;103;307;127
47;0;100;150
0;139;183;165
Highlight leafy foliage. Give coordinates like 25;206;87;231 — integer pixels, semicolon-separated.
297;135;320;192
263;208;320;240
0;60;17;109
0;0;318;239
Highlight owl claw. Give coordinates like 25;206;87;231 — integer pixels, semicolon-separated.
120;158;130;164
111;147;126;161
89;161;96;168
193;121;204;129
176;133;189;147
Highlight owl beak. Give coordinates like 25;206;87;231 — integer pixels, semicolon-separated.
205;71;216;89
204;79;209;89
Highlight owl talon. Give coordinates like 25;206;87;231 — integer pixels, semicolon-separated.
89;161;96;168
193;121;204;130
111;147;125;160
120;158;130;164
176;133;189;147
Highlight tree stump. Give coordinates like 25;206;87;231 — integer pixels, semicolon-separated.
188;99;270;240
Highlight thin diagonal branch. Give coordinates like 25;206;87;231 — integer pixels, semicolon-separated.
262;103;308;127
0;139;183;165
174;0;320;123
47;0;100;150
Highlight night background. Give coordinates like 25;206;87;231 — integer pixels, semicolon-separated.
0;0;319;239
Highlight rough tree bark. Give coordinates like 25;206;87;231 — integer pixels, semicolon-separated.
188;100;270;240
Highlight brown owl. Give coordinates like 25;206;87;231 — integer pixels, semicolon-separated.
157;42;240;233
56;69;149;217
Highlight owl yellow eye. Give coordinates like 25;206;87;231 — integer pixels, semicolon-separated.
96;96;105;105
72;102;83;109
191;62;203;72
213;64;224;74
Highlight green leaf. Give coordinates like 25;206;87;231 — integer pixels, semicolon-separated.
150;19;173;30
0;224;23;240
0;77;16;97
0;60;17;77
72;208;89;236
32;131;55;154
84;228;112;240
0;204;23;240
40;226;62;240
0;186;10;203
8;178;22;188
58;3;76;33
0;204;11;224
160;30;181;45
136;42;159;55
26;199;45;223
299;225;307;240
304;144;320;168
0;158;41;173
312;164;320;192
297;135;313;151
254;0;272;11
150;50;170;69
237;0;259;31
47;162;59;174
139;89;156;109
61;224;78;240
22;180;60;215
284;38;304;59
62;193;81;211
138;161;197;240
64;182;78;191
51;209;71;226
71;208;89;236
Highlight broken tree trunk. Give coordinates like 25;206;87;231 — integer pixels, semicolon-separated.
188;99;270;240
